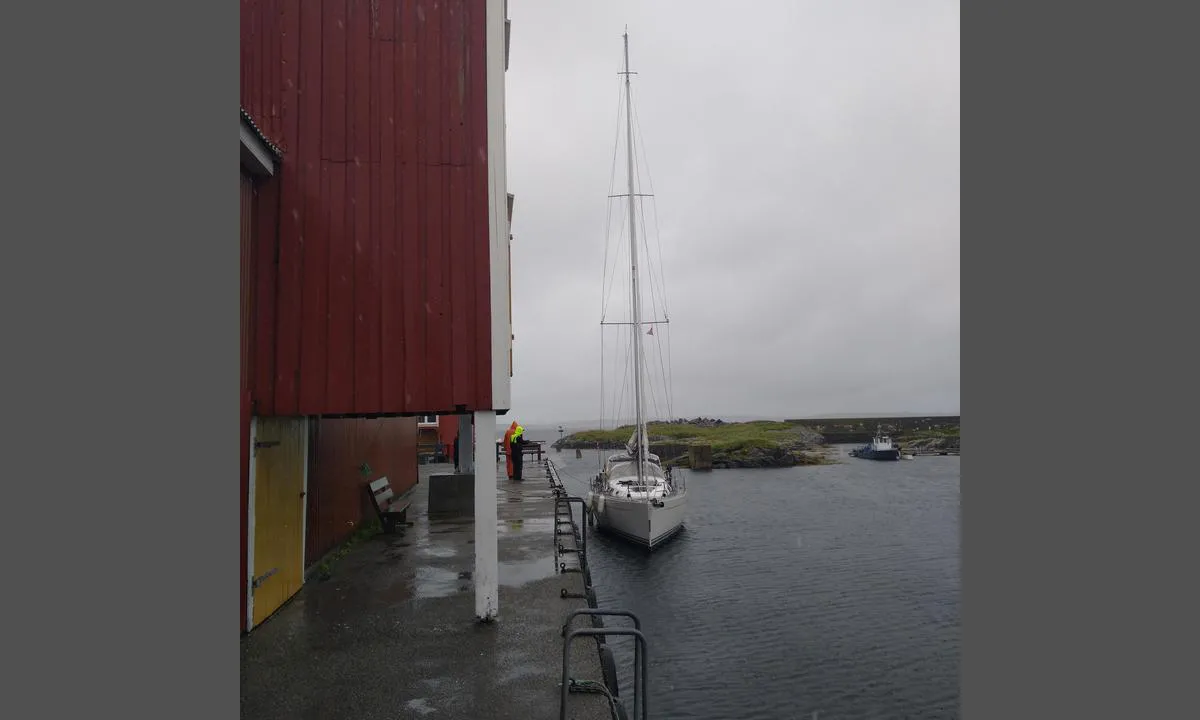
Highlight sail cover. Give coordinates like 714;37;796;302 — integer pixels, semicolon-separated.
625;431;638;457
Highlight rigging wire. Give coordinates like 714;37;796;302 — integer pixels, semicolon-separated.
601;202;629;323
600;73;624;323
633;99;671;318
600;75;624;428
633;149;669;419
609;321;632;430
629;101;673;420
599;46;678;429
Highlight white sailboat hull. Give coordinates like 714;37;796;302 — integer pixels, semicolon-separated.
588;488;687;550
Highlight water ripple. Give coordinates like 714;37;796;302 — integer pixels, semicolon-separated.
554;450;960;719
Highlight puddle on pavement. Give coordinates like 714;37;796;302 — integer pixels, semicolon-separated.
417;544;458;559
497;517;555;535
499;663;546;685
498;555;557;587
405;698;437;716
413;566;467;598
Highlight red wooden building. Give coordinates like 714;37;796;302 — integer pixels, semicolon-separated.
239;0;512;632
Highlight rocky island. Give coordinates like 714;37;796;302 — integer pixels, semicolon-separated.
552;418;832;468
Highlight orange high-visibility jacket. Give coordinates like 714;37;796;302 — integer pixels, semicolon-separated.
503;421;517;477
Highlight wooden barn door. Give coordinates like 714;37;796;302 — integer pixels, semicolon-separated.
250;417;307;627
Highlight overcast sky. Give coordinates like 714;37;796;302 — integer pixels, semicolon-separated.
505;1;959;427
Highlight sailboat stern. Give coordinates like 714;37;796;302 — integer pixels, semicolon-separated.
648;490;687;549
594;488;686;549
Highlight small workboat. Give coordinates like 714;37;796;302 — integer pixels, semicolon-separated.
850;428;902;461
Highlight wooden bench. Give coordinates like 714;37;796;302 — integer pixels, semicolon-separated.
367;476;415;533
494;439;545;461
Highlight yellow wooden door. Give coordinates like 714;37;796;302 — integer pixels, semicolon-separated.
251;417;307;627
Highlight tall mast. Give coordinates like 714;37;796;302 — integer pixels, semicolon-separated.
622;30;648;481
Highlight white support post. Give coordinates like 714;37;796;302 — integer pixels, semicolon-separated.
458;413;475;474
473;410;498;621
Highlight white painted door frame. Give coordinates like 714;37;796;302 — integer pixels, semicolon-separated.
244;416;310;633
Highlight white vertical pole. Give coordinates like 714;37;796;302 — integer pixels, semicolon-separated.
473;410;498;621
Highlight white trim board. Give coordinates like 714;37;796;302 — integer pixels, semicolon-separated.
486;0;511;410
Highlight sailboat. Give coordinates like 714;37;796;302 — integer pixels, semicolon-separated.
586;31;687;550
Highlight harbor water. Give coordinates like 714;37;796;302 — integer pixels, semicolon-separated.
545;442;960;720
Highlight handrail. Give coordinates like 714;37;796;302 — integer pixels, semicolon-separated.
555;494;590;560
561;608;642;635
550;460;647;719
562;609;642;692
562;627;648;720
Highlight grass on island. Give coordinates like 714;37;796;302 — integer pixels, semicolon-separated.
566;420;816;453
894;426;960;442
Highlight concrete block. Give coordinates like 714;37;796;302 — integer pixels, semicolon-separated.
428;472;476;515
689;444;713;471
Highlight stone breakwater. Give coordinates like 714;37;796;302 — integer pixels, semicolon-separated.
897;435;960;454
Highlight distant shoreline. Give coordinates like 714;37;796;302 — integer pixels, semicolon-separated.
552;416;960;468
553;418;829;469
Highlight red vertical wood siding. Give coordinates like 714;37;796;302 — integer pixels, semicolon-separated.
305;417;418;564
437;414;459;448
241;0;496;418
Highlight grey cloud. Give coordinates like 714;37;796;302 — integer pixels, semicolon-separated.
506;1;959;426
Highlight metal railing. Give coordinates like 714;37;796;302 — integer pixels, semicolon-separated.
562;627;648;720
665;468;686;495
555;495;590;561
548;458;650;720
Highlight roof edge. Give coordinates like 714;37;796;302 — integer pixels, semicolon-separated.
240;107;283;159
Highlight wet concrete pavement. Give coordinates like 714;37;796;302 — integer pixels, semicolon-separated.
241;460;613;720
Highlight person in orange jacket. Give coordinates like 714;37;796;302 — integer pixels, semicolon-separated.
503;421;518;479
511;424;526;481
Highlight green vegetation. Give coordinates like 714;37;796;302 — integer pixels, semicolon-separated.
557;418;832;468
896;426;960;441
568;420;812;452
312;517;383;581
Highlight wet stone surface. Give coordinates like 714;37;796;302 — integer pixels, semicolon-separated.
240;461;612;720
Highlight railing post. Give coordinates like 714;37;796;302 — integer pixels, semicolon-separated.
555;495;588;560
